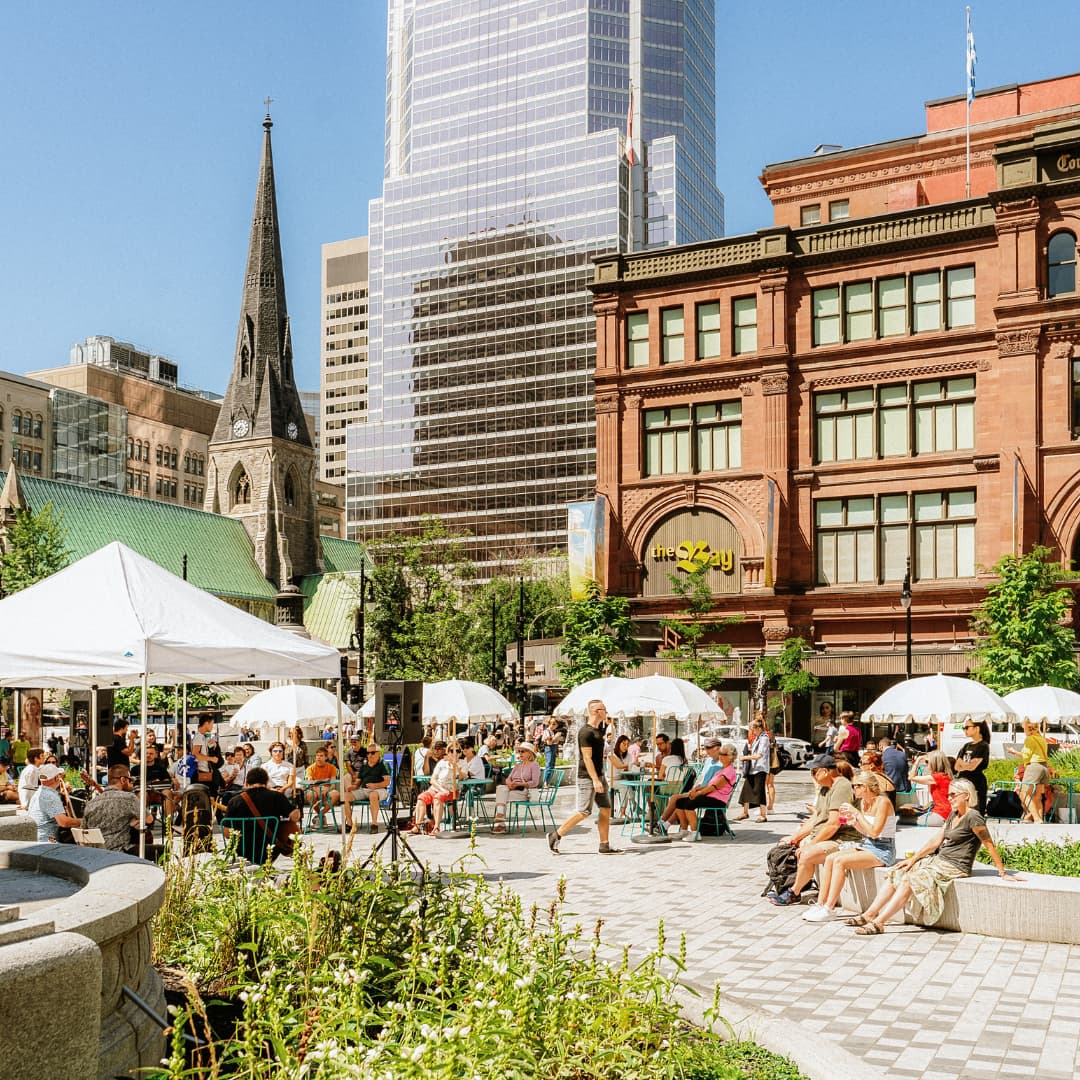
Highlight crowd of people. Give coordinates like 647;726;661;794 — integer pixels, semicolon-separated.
0;702;1046;936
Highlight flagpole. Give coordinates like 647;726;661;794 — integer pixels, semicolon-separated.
965;6;974;198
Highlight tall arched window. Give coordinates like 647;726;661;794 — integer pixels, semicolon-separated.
241;345;250;379
284;470;296;508
1049;230;1076;297
234;469;251;506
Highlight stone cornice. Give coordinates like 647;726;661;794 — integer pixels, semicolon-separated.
768;148;996;201
593;201;997;290
809;357;988;388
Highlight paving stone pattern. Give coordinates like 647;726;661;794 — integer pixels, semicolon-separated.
305;778;1080;1080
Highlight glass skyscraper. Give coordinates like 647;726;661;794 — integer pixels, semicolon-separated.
349;0;723;570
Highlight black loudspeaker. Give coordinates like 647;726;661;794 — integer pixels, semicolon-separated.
374;680;424;744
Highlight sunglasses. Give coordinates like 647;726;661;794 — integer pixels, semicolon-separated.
367;750;381;756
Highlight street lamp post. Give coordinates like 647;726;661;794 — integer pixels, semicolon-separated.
349;562;374;707
900;557;912;680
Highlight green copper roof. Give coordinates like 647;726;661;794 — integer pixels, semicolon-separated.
320;535;369;574
3;471;277;604
301;571;364;648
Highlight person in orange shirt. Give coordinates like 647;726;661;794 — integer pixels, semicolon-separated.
304;747;341;814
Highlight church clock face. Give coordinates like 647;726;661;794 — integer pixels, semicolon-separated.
233;417;250;438
286;421;298;440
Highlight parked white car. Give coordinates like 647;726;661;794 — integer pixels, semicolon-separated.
775;737;812;768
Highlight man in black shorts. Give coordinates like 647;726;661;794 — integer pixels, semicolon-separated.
548;699;620;855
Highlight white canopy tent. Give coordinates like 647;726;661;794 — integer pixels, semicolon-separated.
0;542;343;854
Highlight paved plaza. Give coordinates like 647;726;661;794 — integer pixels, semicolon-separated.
303;771;1080;1080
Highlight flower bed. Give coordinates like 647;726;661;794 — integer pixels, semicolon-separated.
151;851;805;1079
978;839;1080;877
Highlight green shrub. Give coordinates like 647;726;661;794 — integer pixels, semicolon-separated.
978;839;1080;876
151;849;806;1080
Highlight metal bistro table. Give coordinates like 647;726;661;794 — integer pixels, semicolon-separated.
617;778;663;836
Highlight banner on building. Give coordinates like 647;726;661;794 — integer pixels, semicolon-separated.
568;496;606;599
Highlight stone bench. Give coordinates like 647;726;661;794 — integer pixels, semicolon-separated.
838;824;1080;944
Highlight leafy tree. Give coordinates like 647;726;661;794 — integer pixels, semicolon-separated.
657;564;740;691
461;570;569;697
754;637;819;731
113;684;223;718
555;580;640;687
0;500;70;594
971;546;1078;694
363;517;476;682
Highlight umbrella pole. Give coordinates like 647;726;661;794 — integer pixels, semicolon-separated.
632;711;671;845
337;686;347;854
139;673;148;860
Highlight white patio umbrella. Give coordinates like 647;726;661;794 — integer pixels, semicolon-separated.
422;679;517;729
862;673;1016;726
553;677;635;718
231;684;357;732
609;675;727;722
359;679;518;731
1003;685;1080;724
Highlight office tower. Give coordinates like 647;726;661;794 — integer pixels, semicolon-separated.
320;237;369;484
350;0;723;570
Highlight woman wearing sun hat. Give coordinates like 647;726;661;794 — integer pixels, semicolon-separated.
492;742;541;833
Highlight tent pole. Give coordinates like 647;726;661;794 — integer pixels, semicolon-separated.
90;684;98;778
139;673;148;860
337;683;347;853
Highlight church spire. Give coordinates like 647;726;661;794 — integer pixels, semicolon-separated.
211;108;310;446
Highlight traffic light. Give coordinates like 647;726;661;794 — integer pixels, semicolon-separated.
339;655;351;700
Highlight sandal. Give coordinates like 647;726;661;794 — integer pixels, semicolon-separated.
493;821;507;834
843;915;869;927
854;922;884;935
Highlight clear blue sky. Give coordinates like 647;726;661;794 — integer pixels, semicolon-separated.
2;1;1079;396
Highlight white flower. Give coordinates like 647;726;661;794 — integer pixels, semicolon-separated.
410;1044;426;1063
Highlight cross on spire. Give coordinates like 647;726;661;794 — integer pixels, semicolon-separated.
264;95;273;115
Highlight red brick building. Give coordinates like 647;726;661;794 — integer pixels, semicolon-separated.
591;73;1080;732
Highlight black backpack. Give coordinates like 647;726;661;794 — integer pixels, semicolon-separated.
986;788;1023;820
762;842;799;897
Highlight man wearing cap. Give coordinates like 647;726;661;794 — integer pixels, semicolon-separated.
491;742;541;833
344;741;390;833
769;753;859;906
84;765;154;854
28;763;81;843
548;699;620;855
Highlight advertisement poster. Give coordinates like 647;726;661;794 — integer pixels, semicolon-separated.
568;496;606;600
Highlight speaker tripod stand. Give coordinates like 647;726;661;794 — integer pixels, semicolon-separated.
360;729;425;878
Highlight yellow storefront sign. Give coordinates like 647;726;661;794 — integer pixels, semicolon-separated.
651;540;735;574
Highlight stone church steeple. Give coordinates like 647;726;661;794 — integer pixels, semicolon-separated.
206;109;321;595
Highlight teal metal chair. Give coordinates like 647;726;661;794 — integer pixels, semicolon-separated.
505;767;567;836
303;781;340;832
221;815;280;864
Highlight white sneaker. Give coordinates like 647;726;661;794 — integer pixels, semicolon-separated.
802;905;834;923
663;822;681;835
680;831;701;842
